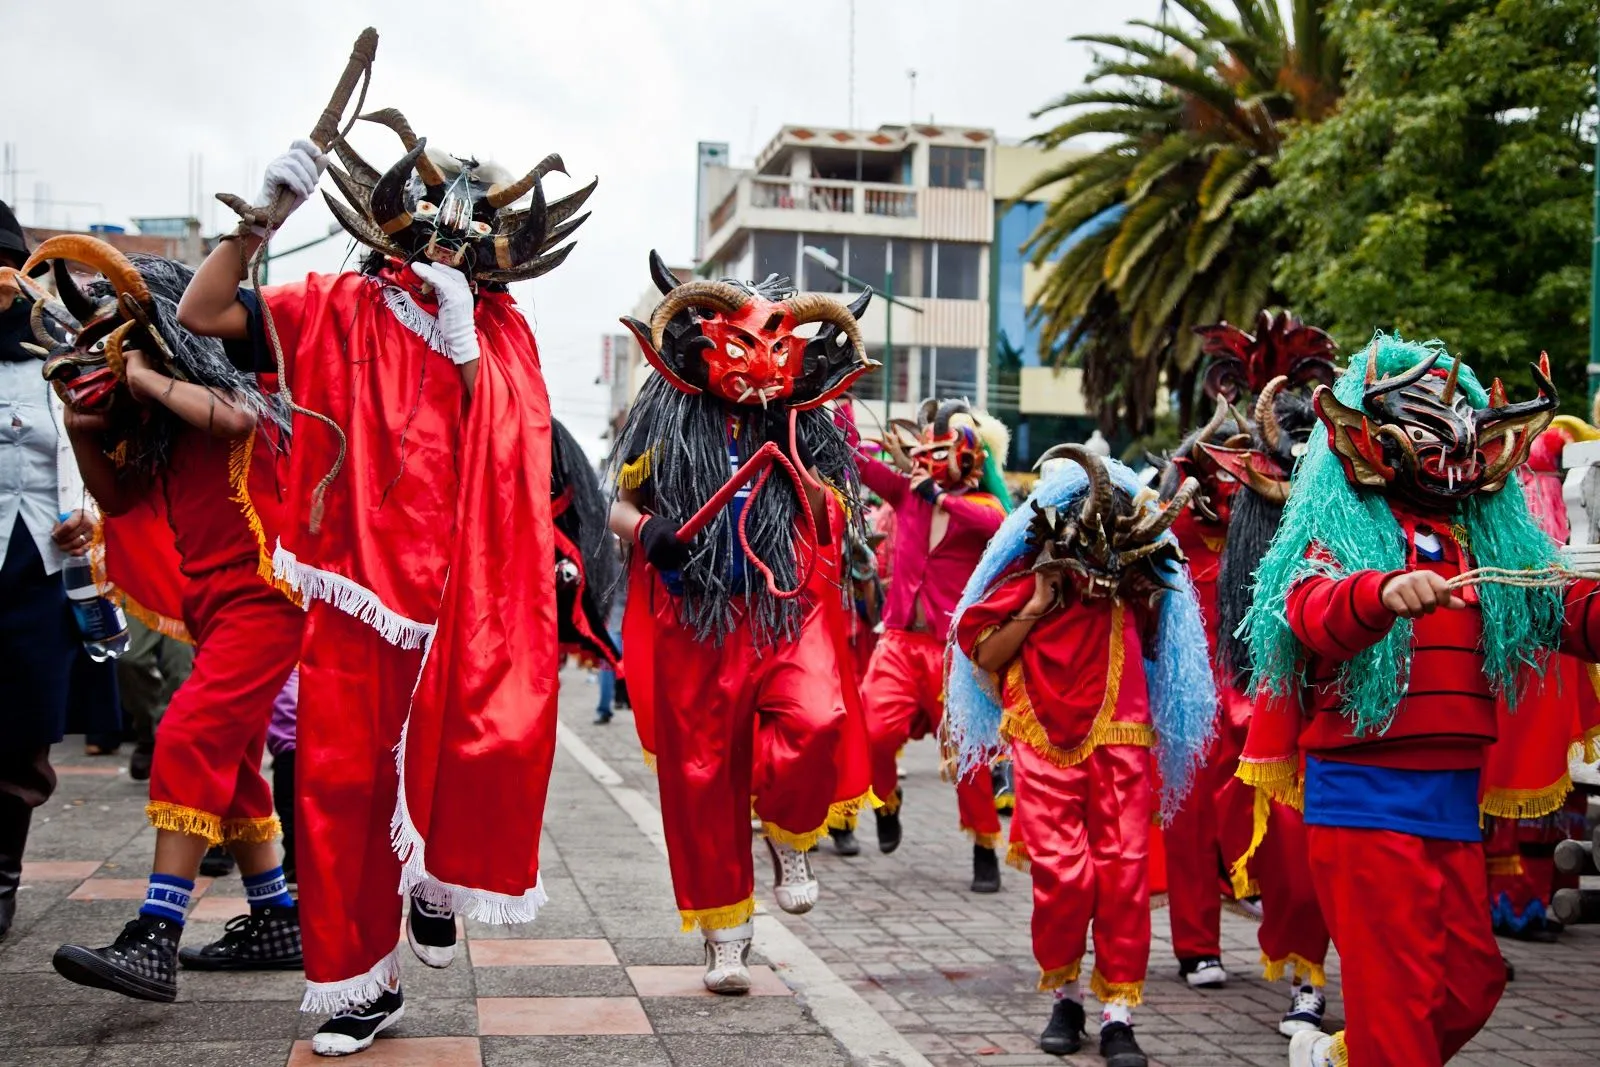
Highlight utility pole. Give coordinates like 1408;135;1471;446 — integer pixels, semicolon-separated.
1590;32;1600;406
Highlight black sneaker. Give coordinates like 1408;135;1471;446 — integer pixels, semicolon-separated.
128;743;154;782
179;904;302;970
829;826;861;857
406;893;457;968
1038;997;1085;1055
1099;1021;1147;1067
875;789;903;854
53;915;181;1002
311;986;406;1057
971;844;1001;894
199;846;236;878
1178;954;1227;987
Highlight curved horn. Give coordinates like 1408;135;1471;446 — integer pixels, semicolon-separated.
1255;375;1287;451
485;153;566;210
30;298;71;347
1131;476;1199;541
100;320;138;380
916;397;939;427
1196;395;1229;442
1033;443;1112;530
846;288;872;319
1365;347;1440;402
25;235;150;313
371;139;427;235
648;281;751;354
361;108;446;186
648;249;680;295
785;293;866;364
1439;353;1462;405
493;176;548;270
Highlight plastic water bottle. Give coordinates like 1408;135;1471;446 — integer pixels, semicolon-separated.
61;552;129;662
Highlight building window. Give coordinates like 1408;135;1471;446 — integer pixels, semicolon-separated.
921;347;980;399
928;146;985;190
800;235;846;293
752;231;798;286
933;242;981;301
852;345;912;403
846;236;887;293
892;239;929;299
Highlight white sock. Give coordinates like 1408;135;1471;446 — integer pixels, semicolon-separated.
1053;983;1083;1004
1101;1003;1131;1027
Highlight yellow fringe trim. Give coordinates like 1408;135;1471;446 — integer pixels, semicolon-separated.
1485;855;1525;877
679;895;755;933
1089;968;1144;1007
221;814;282;845
617;447;654;491
1006;840;1031;872
1235;757;1304;809
823;789;875;831
90;516;194;644
1037;958;1081;991
763;820;826;853
1587;662;1600;701
993;793;1015;814
879;788;902;815
1480;774;1573;821
146;801;224;846
1575;721;1600;766
1261;952;1327;988
228;432;301;606
1229;786;1274;899
826;808;857;831
964;827;1005;850
1330;1031;1348;1066
640;747;658;773
999;603;1153;769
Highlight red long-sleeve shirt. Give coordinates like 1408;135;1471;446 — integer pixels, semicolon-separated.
859;457;1006;640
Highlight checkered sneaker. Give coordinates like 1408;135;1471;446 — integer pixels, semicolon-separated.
179;904;303;971
53;915;181;1002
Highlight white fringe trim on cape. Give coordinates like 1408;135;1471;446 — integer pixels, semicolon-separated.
382;285;468;365
300;944;402;1015
386;644;549;926
272;541;436;650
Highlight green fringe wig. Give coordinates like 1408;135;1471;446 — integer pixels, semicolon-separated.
1243;333;1563;735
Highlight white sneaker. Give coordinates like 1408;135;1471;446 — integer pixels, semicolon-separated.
765;839;819;914
405;895;457;969
1180;955;1228;988
1288;1030;1336;1067
1279;985;1326;1037
702;922;753;995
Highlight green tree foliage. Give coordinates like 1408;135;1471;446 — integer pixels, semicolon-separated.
1250;0;1597;402
1022;1;1341;433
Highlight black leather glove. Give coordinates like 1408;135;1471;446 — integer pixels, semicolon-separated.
637;516;689;571
911;474;945;505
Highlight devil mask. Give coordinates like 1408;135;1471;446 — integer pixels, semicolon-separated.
1029;444;1196;603
901;399;992;490
323;108;595;284
621;250;875;408
1162;398;1245;525
1314;347;1557;511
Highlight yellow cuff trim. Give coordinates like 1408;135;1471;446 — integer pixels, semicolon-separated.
679;896;755;933
964;828;1004;850
1575;720;1600;765
1261;952;1326;988
1038;958;1082;991
146;801;223;846
1235;757;1304;809
640;747;657;773
221;814;282;845
1006;840;1031;872
1485;855;1525;877
1480;774;1572;821
617;448;655;491
1089;968;1144;1007
763;821;826;853
824;789;875;831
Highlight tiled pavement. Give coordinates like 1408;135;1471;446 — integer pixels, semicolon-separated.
0;665;1595;1066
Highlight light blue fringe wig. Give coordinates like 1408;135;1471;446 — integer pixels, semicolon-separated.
943;458;1219;817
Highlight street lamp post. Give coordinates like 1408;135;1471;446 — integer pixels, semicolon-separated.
802;244;922;424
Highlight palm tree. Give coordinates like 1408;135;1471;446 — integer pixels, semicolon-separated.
1021;1;1341;432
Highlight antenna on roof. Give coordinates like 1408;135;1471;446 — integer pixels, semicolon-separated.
907;69;917;125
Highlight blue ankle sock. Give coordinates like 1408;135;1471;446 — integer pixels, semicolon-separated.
243;865;294;910
139;873;195;925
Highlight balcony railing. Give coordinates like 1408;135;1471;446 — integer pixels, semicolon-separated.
742;176;919;220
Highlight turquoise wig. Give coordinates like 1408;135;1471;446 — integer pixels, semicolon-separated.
944;458;1218;817
1244;334;1563;735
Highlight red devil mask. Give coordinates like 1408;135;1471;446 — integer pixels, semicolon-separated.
622;251;877;409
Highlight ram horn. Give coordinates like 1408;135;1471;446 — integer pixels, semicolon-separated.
485;153;565;211
786;293;867;363
1255;375;1287;451
1130;476;1199;541
1196;395;1229;441
1033;443;1112;531
648;281;750;354
24;235;150;316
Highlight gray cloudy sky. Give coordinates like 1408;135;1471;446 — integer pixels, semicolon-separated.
9;0;1162;454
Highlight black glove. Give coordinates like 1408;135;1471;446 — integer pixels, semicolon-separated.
912;475;945;505
637;515;689;571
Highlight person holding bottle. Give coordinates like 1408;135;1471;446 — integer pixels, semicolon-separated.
0;202;97;941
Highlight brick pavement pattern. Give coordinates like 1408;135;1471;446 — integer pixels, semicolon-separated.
0;666;1594;1066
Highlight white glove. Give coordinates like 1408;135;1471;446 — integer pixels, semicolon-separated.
252;139;328;227
411;261;481;366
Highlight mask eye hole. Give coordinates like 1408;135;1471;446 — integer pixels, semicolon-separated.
725;342;746;361
470;220;492;236
415;201;439;217
1409;427;1435;443
88;337;108;355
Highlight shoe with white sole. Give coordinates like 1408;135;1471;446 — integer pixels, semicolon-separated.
312;986;405;1056
1278;984;1326;1037
1178;955;1228;988
702;922;753;994
766;839;819;914
1288;1029;1337;1067
406;894;456;968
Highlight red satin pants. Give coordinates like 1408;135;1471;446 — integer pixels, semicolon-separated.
148;565;303;845
651;604;848;930
1164;686;1251;958
1254;802;1329;983
1012;740;1152;1004
1309;825;1505;1066
863;628;1000;844
297;605;421;990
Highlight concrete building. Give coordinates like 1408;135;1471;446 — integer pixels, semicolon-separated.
24;216;210;267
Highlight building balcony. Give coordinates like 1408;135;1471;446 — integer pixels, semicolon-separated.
703;174;991;263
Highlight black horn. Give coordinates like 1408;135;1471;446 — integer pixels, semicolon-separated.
649;249;680;295
371;139;427;235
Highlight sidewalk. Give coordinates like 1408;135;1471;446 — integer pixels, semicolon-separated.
0;666;1595;1066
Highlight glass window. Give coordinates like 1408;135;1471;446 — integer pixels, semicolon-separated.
933;242;981;300
928;146;986;190
846;236;887;294
852;345;911;403
800;235;846;293
752;231;797;286
929;348;980;397
889;238;928;299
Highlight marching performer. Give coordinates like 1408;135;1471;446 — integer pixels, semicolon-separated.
608;254;874;992
179;115;591;1053
948;446;1217;1066
858;401;1011;891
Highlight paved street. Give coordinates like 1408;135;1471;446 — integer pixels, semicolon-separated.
3;665;1597;1066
